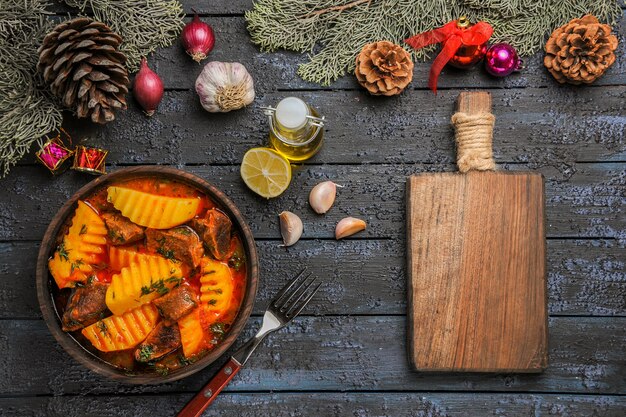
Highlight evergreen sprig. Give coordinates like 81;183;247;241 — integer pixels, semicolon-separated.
63;0;185;72
245;0;622;86
0;0;62;177
0;0;184;177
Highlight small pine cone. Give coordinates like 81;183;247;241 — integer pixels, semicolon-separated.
355;41;414;96
544;14;618;85
38;17;129;124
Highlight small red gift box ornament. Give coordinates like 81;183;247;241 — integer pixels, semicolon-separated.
36;129;74;174
72;145;108;175
405;17;493;93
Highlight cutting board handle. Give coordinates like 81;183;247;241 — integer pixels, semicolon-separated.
451;92;496;173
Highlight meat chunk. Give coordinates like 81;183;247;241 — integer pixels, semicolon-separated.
153;284;197;323
190;209;232;260
62;281;109;331
145;226;204;267
101;212;145;245
134;322;181;362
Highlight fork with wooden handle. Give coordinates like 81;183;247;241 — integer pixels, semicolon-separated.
177;269;320;417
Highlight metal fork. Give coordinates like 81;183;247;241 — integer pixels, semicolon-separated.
178;269;320;417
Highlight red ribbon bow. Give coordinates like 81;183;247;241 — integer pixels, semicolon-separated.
405;20;493;93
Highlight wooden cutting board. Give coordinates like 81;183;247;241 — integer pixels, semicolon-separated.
406;92;548;372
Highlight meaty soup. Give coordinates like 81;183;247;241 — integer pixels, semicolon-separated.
48;178;246;376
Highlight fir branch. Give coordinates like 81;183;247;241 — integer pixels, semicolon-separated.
62;0;185;72
301;0;372;19
0;0;62;177
246;0;622;86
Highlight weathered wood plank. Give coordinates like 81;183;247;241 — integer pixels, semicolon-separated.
0;317;623;395
1;239;623;319
38;86;625;167
2;393;625;417
0;164;623;241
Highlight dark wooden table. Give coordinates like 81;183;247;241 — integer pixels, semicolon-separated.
1;2;625;416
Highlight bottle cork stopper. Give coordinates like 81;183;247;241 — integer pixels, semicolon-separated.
275;97;309;131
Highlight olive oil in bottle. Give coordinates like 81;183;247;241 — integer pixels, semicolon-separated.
264;97;325;162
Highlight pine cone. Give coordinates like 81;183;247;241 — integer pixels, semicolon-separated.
355;41;414;96
544;15;618;85
38;17;129;124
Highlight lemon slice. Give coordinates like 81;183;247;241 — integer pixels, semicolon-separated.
240;147;292;198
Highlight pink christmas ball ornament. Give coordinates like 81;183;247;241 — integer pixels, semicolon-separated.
484;43;522;77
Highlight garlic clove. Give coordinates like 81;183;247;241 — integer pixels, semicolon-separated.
279;211;303;246
309;181;339;214
335;217;366;239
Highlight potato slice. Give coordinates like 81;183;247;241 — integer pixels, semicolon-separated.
82;304;159;352
107;186;200;229
106;256;183;315
108;245;162;271
48;201;108;289
199;258;234;316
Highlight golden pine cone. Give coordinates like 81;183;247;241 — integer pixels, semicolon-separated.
544;14;618;85
38;17;129;124
355;41;414;96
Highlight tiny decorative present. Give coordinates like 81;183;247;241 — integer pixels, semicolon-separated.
72;145;108;175
36;129;74;175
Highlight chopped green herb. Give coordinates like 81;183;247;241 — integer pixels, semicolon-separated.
210;322;226;340
214;288;223;294
57;242;70;262
96;321;109;337
164;276;183;285
157;246;176;261
228;253;244;271
177;354;196;366
155;366;169;376
87;275;96;285
141;276;182;296
176;227;191;235
208;299;217;306
70;258;84;274
137;344;154;362
79;224;88;235
202;270;216;276
155;282;169;296
65;318;82;328
107;229;121;242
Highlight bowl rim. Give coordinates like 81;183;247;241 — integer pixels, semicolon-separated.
35;166;259;384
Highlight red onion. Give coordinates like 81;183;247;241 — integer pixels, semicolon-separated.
133;58;164;116
181;14;215;62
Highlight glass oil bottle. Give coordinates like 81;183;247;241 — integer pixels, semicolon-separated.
263;97;325;162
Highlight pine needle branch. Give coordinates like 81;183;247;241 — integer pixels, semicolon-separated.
246;0;622;86
300;0;372;19
62;0;185;72
0;0;62;177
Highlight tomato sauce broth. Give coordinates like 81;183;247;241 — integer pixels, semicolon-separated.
50;177;247;376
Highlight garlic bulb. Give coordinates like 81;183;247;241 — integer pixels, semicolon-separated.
195;62;255;113
335;217;366;239
279;211;303;246
309;181;340;214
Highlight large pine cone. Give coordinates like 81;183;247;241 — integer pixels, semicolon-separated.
355;41;413;96
544;15;618;85
38;17;129;124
